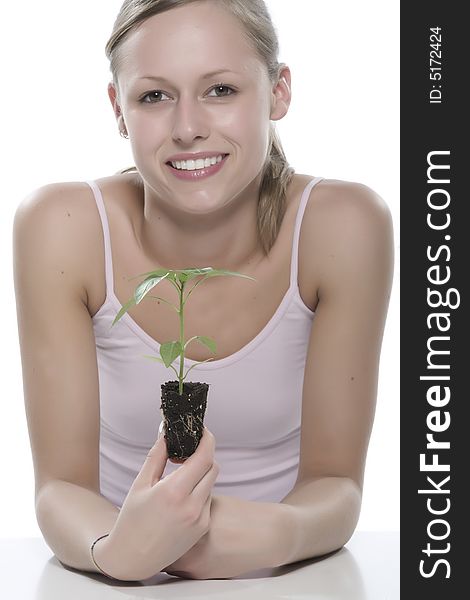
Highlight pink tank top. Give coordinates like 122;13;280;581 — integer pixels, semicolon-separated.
87;177;322;508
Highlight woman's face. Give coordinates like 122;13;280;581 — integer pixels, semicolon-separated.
111;0;289;214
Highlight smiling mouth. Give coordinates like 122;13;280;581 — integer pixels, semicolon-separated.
166;154;229;171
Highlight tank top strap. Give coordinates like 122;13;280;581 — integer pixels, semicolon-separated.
84;180;115;297
289;176;324;288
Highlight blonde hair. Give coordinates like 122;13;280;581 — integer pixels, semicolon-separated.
105;0;295;255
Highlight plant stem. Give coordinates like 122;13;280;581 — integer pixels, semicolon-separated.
178;281;185;395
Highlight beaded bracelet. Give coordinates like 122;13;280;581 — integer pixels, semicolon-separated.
90;533;114;579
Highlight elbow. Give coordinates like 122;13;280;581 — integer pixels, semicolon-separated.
35;479;69;542
35;481;56;538
284;475;363;562
335;478;363;548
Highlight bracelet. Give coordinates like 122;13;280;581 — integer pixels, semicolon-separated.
90;533;114;579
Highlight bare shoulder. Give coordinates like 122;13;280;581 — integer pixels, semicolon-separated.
14;180;99;251
302;177;394;299
14;173;142;305
14;180;97;232
13;180;104;304
304;177;393;228
14;171;138;221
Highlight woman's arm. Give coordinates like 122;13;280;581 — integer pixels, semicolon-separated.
34;480;120;573
280;180;394;563
13;184;123;575
13;185;220;581
164;180;394;578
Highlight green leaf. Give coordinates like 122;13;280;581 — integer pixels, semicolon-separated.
181;266;257;283
176;271;190;284
174;267;213;283
128;268;171;281
132;266;256;286
194;336;217;354
134;272;170;304
147;295;180;312
183;357;215;379
142;354;179;378
190;267;256;282
166;272;179;284
130;266;256;282
141;354;166;364
111;296;137;326
160;341;182;368
113;267;255;328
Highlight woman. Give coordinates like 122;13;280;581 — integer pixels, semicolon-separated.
13;0;394;581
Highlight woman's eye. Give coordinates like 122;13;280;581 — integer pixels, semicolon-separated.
139;85;235;104
208;85;235;98
140;91;170;104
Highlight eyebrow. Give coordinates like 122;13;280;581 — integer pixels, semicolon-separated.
136;69;239;84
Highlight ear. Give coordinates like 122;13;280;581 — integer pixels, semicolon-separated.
270;64;292;121
108;81;123;121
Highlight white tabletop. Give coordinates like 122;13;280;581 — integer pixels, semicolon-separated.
1;531;399;599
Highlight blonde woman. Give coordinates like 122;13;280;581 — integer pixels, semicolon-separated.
13;0;394;581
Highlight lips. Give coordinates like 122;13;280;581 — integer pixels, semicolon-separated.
165;153;229;180
167;154;228;172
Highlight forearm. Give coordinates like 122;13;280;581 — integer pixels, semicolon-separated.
280;476;362;565
211;496;293;572
35;479;119;575
162;478;361;580
226;476;362;571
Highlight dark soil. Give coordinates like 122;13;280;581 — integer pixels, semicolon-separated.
160;381;209;460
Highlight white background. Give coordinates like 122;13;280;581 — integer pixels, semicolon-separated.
1;0;399;536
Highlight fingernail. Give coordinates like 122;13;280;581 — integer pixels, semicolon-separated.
158;420;164;439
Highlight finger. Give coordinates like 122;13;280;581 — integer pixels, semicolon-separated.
191;461;219;504
200;490;213;522
189;493;212;538
133;434;168;489
170;428;216;495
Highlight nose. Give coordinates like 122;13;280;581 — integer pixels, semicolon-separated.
171;93;210;145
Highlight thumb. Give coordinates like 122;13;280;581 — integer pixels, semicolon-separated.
134;427;168;488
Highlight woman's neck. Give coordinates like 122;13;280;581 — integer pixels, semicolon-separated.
136;177;265;272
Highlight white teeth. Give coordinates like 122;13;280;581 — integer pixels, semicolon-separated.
170;154;225;170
